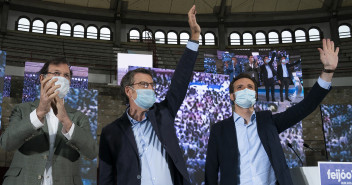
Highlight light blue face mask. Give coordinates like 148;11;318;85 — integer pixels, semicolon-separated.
234;88;256;108
130;87;156;110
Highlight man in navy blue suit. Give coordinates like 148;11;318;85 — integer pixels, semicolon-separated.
99;5;200;185
205;39;339;185
260;53;277;102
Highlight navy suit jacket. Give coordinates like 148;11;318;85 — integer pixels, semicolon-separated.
277;59;301;81
205;82;330;185
99;48;198;185
260;53;277;82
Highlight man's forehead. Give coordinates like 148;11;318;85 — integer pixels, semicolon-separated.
235;78;254;86
48;63;70;71
134;73;153;82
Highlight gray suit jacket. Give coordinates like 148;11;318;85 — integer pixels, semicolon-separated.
0;99;98;185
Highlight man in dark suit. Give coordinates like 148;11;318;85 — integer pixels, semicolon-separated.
98;5;200;185
277;56;301;102
244;55;260;85
205;39;339;185
260;52;277;101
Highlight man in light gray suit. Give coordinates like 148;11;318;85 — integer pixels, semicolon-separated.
0;59;98;185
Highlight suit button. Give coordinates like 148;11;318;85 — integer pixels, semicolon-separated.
137;175;141;179
43;155;48;160
38;175;42;180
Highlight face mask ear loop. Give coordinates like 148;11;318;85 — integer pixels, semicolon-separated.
128;86;137;101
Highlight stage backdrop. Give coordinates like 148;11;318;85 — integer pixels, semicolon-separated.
129;66;232;185
22;61;97;185
321;104;352;162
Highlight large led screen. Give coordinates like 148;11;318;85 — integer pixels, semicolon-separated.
321;104;352;162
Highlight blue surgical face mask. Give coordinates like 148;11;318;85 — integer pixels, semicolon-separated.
130;87;156;110
282;59;286;64
265;59;269;64
234;88;256;108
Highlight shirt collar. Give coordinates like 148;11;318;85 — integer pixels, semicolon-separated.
233;111;256;126
126;108;148;127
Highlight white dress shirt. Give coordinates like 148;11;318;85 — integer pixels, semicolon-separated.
30;109;75;185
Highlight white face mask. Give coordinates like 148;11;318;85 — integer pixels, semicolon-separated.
51;76;70;98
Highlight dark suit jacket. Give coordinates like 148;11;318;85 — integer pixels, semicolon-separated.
260;53;277;82
205;82;330;185
277;60;301;81
99;48;198;185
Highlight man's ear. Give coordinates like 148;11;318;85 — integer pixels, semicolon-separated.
230;93;235;101
39;74;45;83
125;86;132;99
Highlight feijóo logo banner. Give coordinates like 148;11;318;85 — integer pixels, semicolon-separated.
319;162;352;185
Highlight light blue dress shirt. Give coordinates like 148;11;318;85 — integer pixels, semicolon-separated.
265;65;273;79
127;110;173;185
282;64;289;77
233;112;277;185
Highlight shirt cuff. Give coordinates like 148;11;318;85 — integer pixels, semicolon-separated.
186;41;199;51
317;76;331;90
30;109;44;129
62;123;75;140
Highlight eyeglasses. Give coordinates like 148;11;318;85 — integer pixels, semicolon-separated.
131;81;155;89
46;71;71;80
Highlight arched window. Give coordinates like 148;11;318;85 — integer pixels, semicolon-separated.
73;24;85;38
155;31;165;44
100;27;111;40
204;32;215;45
230;32;241;45
295;29;306;42
46;21;58;35
281;30;293;43
268;31;279;44
167;31;178;44
255;32;266;45
129;29;140;41
309;28;320;41
18;17;30;32
142;30;153;40
199;34;203;45
87;26;98;39
32;19;44;33
338;24;351;38
60;23;71;36
243;32;253;45
180;32;190;45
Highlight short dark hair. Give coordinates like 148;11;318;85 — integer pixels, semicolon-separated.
38;57;73;78
229;73;258;94
120;68;153;104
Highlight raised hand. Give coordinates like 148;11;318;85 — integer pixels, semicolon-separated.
52;96;73;132
188;5;201;41
318;38;339;70
36;77;60;122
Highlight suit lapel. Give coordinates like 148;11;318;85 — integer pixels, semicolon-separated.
119;113;139;156
54;103;75;151
255;111;273;161
223;116;238;163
